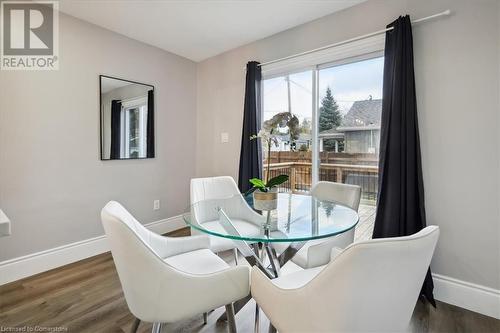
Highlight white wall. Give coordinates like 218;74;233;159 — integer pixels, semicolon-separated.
196;0;500;291
0;13;197;260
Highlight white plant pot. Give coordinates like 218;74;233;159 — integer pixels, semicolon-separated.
253;189;278;211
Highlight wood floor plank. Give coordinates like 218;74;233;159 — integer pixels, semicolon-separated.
1;257;116;312
1;227;498;333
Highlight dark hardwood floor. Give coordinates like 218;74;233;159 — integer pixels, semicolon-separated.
1;228;498;333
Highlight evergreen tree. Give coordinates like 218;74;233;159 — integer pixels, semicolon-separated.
319;87;342;131
319;87;343;151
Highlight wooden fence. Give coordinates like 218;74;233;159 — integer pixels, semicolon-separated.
264;162;379;203
266;151;378;166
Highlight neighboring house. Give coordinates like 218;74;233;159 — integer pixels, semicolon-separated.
320;98;382;154
318;128;344;152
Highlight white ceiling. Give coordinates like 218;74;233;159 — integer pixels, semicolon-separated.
59;0;365;62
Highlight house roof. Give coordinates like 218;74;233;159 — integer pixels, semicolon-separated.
342;99;382;127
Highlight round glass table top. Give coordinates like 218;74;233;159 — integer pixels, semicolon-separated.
183;193;359;243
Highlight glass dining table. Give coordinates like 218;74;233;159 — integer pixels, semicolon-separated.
182;192;359;279
183;192;359;329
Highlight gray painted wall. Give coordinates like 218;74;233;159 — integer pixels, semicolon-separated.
196;0;500;289
0;13;197;260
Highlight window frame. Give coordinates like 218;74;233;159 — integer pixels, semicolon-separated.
260;34;385;187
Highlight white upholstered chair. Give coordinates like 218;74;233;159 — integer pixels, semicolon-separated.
290;181;362;269
252;226;440;333
190;176;264;262
101;201;250;333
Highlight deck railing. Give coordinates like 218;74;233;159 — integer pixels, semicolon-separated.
263;162;379;204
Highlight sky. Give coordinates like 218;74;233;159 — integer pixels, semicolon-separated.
263;56;384;122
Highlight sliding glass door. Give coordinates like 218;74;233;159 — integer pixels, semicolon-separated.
261;55;384;208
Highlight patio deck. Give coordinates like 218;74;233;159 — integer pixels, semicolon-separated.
263;159;379;241
354;203;376;241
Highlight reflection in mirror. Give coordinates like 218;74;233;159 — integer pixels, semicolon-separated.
100;75;155;160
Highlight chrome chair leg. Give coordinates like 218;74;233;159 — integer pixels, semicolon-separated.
254;304;260;333
233;248;239;265
151;322;162;333
130;318;140;333
203;312;208;324
225;303;237;333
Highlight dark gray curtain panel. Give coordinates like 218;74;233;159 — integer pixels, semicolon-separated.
373;15;436;306
238;61;262;193
110;100;122;160
147;90;155;158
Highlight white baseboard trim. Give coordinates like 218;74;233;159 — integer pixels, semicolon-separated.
433;273;500;319
0;215;186;286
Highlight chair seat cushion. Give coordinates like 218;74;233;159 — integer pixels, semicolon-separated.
201;219;261;253
163;249;229;274
271;264;325;289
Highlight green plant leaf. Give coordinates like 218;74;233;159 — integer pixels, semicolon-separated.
266;174;289;188
249;178;266;189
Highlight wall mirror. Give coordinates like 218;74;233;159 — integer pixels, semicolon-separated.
100;75;155;160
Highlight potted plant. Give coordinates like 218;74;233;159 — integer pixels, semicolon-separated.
246;112;300;210
246;175;288;210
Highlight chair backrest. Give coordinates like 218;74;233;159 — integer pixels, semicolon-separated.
191;176;241;204
101;201;181;322
277;226;439;332
311;181;361;211
190;176;243;224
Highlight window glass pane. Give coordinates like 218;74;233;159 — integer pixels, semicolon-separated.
263;70;313;192
122;102;147;159
128;108;140;158
318;56;384;206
